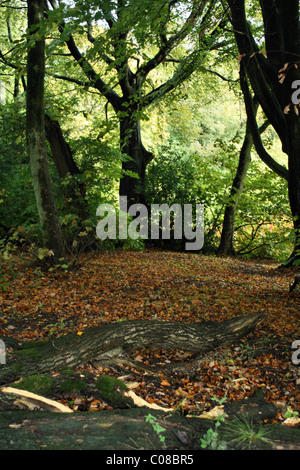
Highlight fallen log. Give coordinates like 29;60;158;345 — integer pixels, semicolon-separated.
0;312;266;386
0;407;211;450
0;399;298;450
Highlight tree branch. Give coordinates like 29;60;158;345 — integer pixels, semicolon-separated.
86;18;115;67
136;1;206;82
199;66;238;83
143;1;227;106
239;63;288;180
46;71;89;87
227;0;287;141
46;0;122;112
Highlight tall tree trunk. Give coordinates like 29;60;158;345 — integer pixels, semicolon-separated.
227;0;300;265
44;114;89;222
26;0;64;260
44;114;81;178
119;114;154;205
217;103;269;255
286;119;300;265
217;123;253;256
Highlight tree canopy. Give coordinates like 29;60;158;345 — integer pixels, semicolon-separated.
1;0;300;452
0;0;295;263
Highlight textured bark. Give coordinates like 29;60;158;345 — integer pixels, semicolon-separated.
26;0;64;260
285;120;300;264
217;105;269;256
227;0;300;265
0;396;297;450
44;114;89;222
119;116;154;204
0;408;211;450
44;114;81;178
0;313;265;386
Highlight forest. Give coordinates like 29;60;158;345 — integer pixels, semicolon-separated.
0;0;300;453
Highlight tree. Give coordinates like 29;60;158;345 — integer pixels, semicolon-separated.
226;0;300;264
26;0;65;259
0;3;91;247
217;100;269;255
45;0;226;204
44;114;90;222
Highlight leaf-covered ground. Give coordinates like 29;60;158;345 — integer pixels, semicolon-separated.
0;250;300;422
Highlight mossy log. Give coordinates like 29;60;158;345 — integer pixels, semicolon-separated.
1;313;299;451
0;372;136;412
0;408;211;450
0;403;299;450
0;313;265;386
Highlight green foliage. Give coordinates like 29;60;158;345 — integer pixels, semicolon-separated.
95;202;146;251
200;414;227;450
284;406;299;419
0;0;295;262
0;263;11;292
145;138;200;206
144;137;204;250
233;159;291;260
223;416;271;450
200;424;226;450
145;413;166;445
67;134;123;216
144;134;236;251
0;103;39;239
144;125;291;259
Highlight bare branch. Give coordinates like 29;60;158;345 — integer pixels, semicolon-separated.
46;71;89;87
199;66;238;83
239;63;288;180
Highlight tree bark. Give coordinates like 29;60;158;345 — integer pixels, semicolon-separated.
119;115;154;205
44;114;90;222
0;313;265;387
0;402;288;450
217;138;252;255
227;0;300;265
217;104;269;256
44;114;81;178
26;0;64;260
285;120;300;265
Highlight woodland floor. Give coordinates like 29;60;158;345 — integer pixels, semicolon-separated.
0;249;300;424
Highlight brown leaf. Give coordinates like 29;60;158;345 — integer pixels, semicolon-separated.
161;379;171;386
175;387;189;397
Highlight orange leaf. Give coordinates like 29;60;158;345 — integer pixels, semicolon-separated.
161;379;171;386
